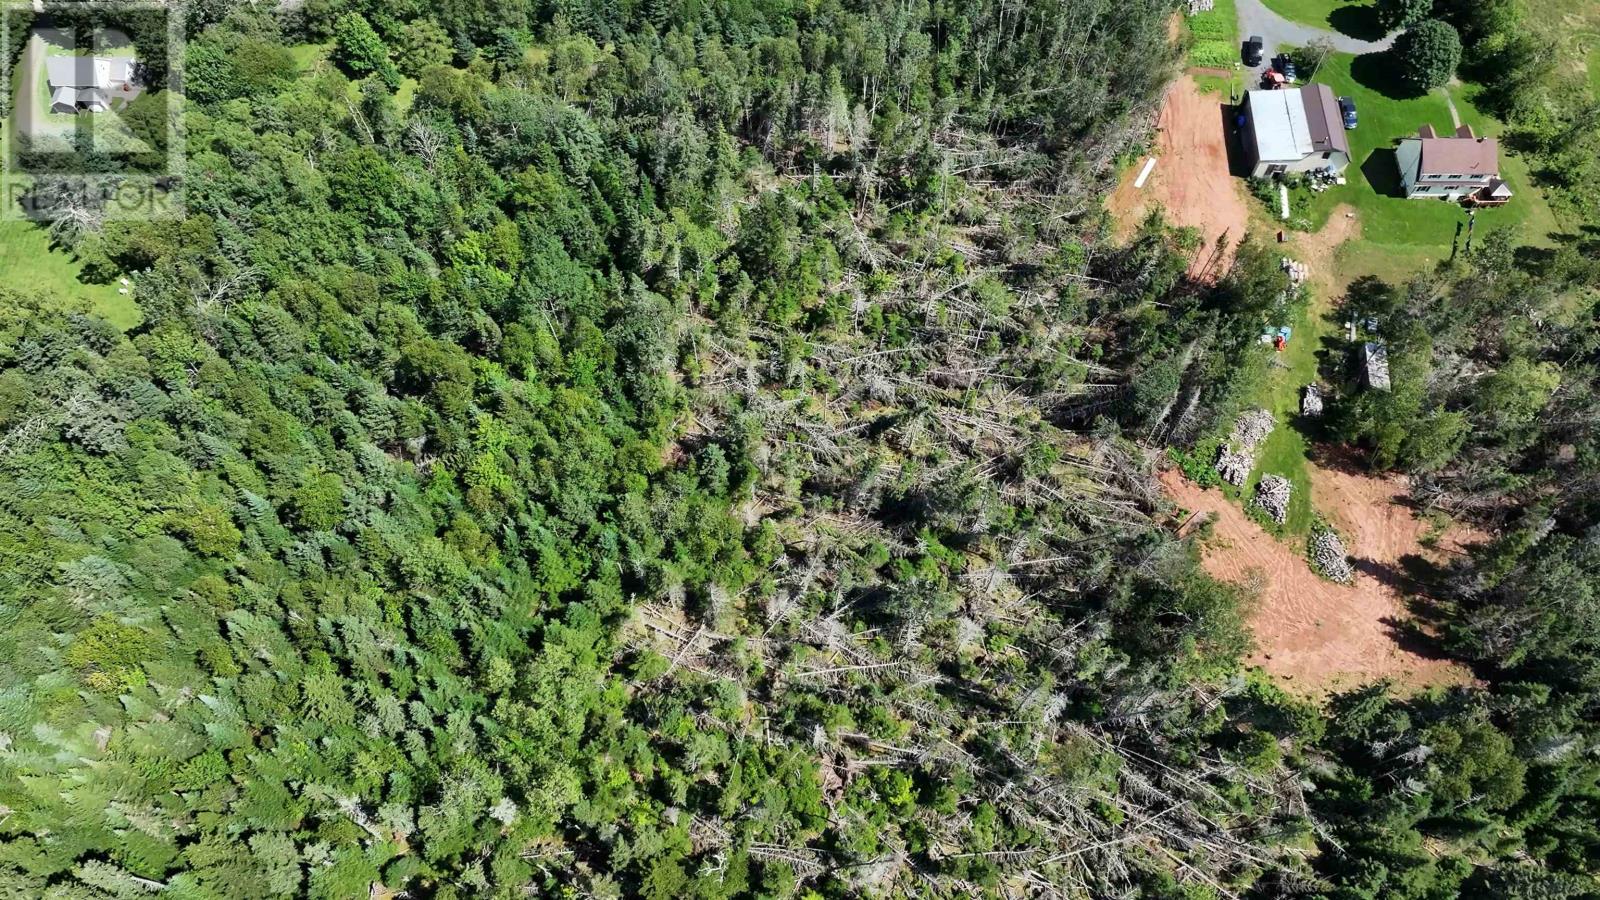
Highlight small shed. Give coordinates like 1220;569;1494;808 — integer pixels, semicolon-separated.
1362;342;1390;391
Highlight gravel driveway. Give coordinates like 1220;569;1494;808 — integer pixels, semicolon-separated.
1236;0;1396;79
13;33;43;141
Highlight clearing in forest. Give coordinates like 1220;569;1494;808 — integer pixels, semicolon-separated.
1162;465;1477;697
1159;209;1477;696
1107;74;1250;279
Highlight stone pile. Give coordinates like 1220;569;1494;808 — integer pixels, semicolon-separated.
1301;383;1323;417
1309;526;1354;583
1255;474;1292;523
1214;409;1276;485
1215;449;1253;485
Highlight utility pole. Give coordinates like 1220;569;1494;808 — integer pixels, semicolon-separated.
1305;39;1334;82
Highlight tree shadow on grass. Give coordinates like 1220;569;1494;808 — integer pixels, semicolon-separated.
1360;148;1405;198
1327;4;1388;42
1350;50;1427;99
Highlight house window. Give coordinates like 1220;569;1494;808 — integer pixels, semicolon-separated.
1447;174;1462;179
1322;151;1331;159
1415;185;1430;193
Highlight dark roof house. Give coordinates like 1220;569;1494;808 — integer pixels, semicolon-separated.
1396;124;1512;205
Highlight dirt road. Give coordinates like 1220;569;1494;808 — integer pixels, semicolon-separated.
1107;75;1251;280
1161;466;1476;697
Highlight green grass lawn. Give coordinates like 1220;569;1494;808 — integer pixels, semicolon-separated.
1298;53;1560;281
286;42;332;70
1193;68;1250;101
0;43;139;329
0;220;139;329
1259;0;1387;40
1225;290;1326;537
1522;0;1600;97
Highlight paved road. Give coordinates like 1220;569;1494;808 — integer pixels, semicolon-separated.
1236;0;1397;81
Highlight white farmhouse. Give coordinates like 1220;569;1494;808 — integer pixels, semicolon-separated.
46;55;135;114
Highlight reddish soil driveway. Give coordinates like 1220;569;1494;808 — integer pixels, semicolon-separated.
1107;75;1252;280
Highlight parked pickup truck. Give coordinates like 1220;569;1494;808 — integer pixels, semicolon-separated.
1243;35;1264;66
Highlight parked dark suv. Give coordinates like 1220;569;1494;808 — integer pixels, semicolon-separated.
1243;35;1264;66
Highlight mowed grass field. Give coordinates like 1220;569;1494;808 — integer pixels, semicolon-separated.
1259;0;1387;40
0;219;139;329
1521;0;1600;100
2;36;141;329
1300;53;1561;282
1234;293;1323;536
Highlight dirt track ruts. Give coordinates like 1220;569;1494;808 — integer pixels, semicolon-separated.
1160;463;1478;697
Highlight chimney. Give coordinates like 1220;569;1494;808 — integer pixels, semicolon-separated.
1455;123;1475;139
1418;124;1437;139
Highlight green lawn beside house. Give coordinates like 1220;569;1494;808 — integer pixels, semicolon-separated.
1;44;140;330
1294;53;1559;281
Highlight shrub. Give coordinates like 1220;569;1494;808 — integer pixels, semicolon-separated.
1169;439;1224;488
332;12;402;89
1376;0;1432;32
1393;20;1463;91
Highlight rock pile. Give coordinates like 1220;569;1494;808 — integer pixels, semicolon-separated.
1301;383;1323;417
1255;474;1292;523
1214;409;1275;485
1309;526;1354;583
1216;449;1253;485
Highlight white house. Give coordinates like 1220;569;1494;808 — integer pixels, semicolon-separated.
45;55;134;114
1239;85;1351;179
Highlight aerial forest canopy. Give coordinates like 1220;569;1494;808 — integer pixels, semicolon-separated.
0;0;1597;898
